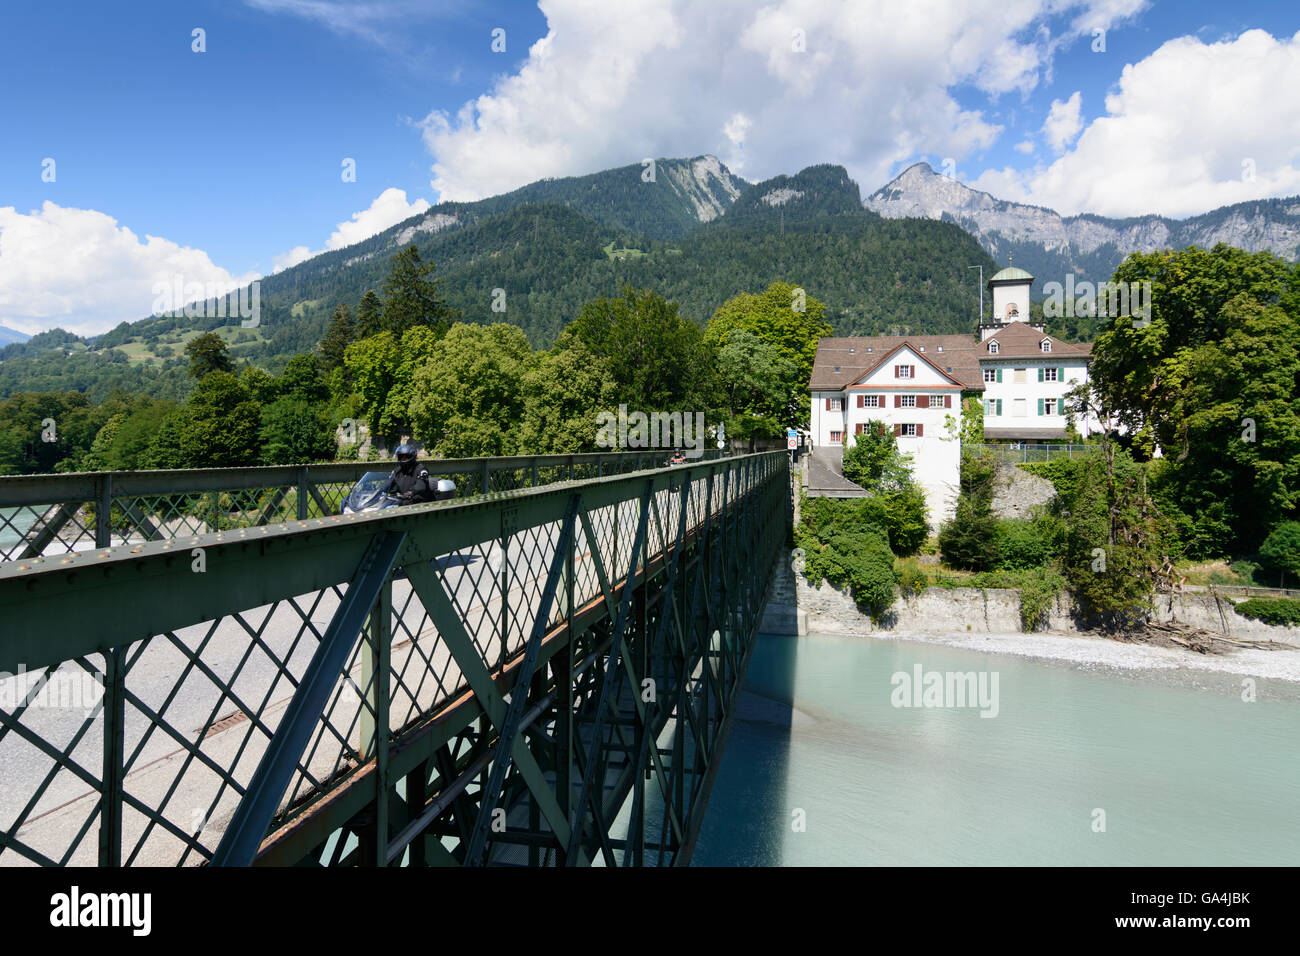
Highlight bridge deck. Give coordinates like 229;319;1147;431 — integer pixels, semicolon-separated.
0;452;788;866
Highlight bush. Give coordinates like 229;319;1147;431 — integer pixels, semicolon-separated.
1233;598;1300;626
1229;560;1260;585
798;494;922;558
1057;447;1169;624
995;519;1051;570
842;422;895;487
895;558;927;599
939;503;1000;570
939;449;1000;570
803;528;898;623
1259;522;1300;587
1017;457;1091;502
879;478;928;556
1019;572;1064;631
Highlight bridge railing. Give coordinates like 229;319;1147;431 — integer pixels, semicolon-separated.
0;451;720;562
0;451;788;867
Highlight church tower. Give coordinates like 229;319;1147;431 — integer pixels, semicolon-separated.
980;263;1042;341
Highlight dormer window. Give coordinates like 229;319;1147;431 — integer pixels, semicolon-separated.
936;346;943;352
919;346;926;352
1040;339;1052;353
989;341;1000;354
866;347;873;353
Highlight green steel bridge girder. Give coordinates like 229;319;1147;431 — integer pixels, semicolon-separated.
0;450;723;560
0;451;791;867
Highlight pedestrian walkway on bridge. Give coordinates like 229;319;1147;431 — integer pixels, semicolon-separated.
0;451;790;867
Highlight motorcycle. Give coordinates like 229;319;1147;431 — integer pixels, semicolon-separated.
342;470;456;514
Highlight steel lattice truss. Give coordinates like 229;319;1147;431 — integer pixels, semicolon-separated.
0;452;789;867
0;451;700;563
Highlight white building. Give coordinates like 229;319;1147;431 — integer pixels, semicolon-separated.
808;265;1099;526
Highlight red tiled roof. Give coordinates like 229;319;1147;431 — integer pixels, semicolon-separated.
810;333;983;390
810;323;1092;392
982;322;1092;359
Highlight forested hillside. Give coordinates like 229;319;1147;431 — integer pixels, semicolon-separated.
0;164;998;398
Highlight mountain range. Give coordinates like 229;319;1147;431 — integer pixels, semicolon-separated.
4;154;1299;401
866;162;1300;282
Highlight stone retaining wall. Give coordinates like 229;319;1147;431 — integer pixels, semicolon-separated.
759;549;1300;641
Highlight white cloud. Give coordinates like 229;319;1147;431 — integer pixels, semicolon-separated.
0;202;256;338
0;188;434;337
420;0;1140;201
271;187;431;274
273;246;314;273
1066;0;1149;35
1015;139;1036;154
1042;91;1083;152
973;29;1300;217
242;0;458;48
325;187;429;250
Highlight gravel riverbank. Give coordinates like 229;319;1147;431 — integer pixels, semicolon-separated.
862;627;1300;682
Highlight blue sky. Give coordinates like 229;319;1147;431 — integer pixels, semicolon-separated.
1;0;547;274
2;0;1298;336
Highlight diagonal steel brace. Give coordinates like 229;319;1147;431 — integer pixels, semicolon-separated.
210;530;406;866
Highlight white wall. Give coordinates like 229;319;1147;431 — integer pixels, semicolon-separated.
980;358;1099;436
844;347;963;526
990;280;1031;323
811;391;850;447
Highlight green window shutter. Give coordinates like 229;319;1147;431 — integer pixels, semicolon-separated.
1037;398;1044;416
997;400;1003;416
1037;367;1044;382
996;368;1003;383
1058;366;1065;381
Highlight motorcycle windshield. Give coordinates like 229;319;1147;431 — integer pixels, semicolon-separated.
345;471;393;512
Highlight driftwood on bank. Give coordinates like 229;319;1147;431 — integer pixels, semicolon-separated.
1117;619;1297;654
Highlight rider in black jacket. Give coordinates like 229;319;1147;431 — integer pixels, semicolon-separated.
386;444;435;504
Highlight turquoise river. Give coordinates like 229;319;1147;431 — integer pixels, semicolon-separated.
692;633;1300;866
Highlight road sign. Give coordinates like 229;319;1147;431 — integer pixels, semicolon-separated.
786;428;798;450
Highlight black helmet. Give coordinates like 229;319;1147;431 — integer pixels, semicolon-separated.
395;443;418;463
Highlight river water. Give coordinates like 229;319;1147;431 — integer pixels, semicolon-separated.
0;506;31;553
692;633;1300;866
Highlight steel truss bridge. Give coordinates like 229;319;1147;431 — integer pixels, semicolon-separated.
0;450;790;867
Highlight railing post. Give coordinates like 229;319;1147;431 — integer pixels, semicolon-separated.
297;467;309;520
96;473;112;548
98;646;125;865
498;528;510;671
532;458;539;488
360;576;392;862
482;460;491;495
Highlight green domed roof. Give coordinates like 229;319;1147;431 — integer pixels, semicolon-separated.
989;266;1033;283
